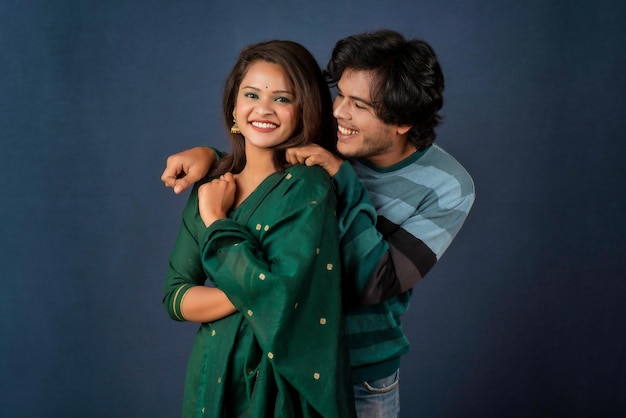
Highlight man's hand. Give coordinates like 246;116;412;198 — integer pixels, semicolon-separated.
285;144;344;177
161;147;216;194
198;173;236;227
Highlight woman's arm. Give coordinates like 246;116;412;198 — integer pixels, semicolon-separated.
178;286;236;322
163;183;236;323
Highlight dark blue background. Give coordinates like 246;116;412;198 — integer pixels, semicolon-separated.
1;1;625;416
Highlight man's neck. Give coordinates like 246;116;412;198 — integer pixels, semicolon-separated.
365;141;417;168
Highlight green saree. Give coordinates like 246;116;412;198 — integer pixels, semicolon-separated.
164;164;355;417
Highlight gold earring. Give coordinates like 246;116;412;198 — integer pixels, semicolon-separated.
230;109;240;134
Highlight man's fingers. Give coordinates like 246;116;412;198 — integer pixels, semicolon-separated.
287;150;311;165
285;150;295;164
161;168;181;188
162;175;176;189
285;149;303;164
161;156;190;188
304;154;320;166
161;162;194;194
173;177;193;194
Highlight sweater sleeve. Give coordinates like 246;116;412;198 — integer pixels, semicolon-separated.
333;160;475;306
331;162;388;305
369;189;474;304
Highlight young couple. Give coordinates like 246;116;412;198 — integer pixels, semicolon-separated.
163;30;475;418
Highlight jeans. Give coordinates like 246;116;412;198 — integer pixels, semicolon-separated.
353;369;400;418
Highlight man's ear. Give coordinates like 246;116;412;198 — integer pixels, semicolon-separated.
396;125;412;136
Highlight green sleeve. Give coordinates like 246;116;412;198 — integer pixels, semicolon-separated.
208;146;223;160
162;184;207;321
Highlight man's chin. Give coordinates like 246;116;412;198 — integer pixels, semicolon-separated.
336;143;358;159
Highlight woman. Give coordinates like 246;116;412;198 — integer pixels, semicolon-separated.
163;40;355;417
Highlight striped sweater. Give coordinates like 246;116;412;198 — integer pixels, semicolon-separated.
334;144;475;382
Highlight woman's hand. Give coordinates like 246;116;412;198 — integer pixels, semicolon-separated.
198;172;236;227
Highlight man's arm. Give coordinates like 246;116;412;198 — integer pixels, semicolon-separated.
286;146;389;304
286;144;475;306
161;146;217;194
334;160;475;305
329;162;389;304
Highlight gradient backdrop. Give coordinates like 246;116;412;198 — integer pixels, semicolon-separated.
1;0;625;416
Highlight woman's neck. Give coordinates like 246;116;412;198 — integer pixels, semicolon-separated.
233;147;278;207
242;146;277;177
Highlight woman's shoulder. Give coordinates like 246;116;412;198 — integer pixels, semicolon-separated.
285;164;331;184
280;164;334;201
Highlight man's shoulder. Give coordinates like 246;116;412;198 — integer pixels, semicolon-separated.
423;144;468;169
418;145;474;187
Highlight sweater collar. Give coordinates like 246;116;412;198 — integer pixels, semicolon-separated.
355;146;430;173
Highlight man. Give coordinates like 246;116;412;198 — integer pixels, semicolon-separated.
162;30;475;417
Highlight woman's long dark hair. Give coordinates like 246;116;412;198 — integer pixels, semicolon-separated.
209;40;336;177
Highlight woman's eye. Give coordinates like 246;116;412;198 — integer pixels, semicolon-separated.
275;96;292;103
244;92;258;99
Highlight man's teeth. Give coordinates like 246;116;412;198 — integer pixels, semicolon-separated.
252;121;277;129
338;125;358;135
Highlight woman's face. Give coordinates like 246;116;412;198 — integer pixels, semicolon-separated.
235;61;298;150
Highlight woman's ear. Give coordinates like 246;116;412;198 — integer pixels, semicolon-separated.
231;108;240;134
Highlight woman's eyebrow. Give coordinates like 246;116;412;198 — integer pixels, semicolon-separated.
241;85;294;95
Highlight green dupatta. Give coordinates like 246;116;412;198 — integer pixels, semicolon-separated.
165;164;355;417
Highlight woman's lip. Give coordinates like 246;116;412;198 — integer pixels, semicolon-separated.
250;121;279;129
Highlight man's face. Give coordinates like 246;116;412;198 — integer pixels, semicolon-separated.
332;69;401;165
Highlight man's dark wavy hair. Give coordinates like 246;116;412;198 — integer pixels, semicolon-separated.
325;29;445;151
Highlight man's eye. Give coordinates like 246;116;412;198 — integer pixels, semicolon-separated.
355;102;366;110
